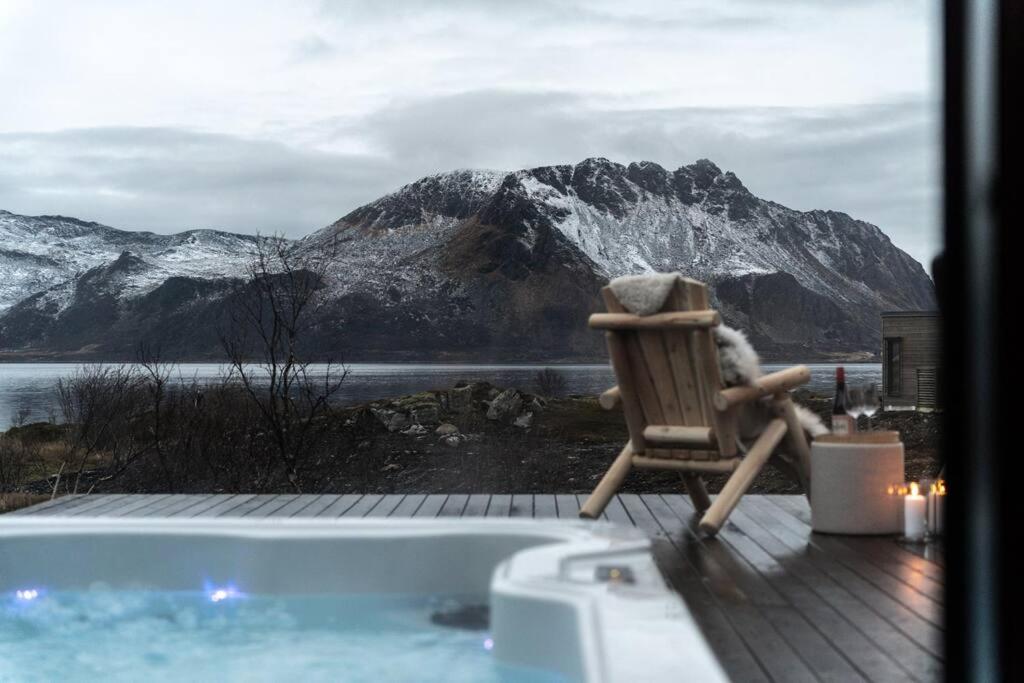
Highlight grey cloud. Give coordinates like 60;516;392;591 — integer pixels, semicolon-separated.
0;128;398;236
0;91;940;268
336;90;940;265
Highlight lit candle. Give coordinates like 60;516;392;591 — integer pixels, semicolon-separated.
928;480;946;536
904;482;927;541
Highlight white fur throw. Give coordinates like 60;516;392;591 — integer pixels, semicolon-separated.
608;273;681;315
714;323;828;440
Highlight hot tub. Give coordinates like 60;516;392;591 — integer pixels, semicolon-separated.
0;517;726;682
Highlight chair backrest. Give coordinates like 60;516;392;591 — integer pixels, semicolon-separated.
594;277;739;460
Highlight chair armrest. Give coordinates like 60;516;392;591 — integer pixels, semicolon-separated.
588;310;720;330
713;365;811;411
598;386;621;410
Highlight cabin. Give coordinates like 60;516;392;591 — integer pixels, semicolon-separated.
881;311;941;410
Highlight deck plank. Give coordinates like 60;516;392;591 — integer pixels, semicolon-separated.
758;497;944;629
627;494;821;683
532;494;558;519
727;498;929;682
192;494;254;517
770;499;942;606
461;494;491;517
365;495;406;518
245;495;300;517
671;495;911;683
389;494;426;517
437;494;469;517
554;494;579;519
509;494;533;518
49;494;129;516
412;494;447;518
267;495;321;517
136;495;208;517
341;494;383;517
289;495;340;517
221;494;281;517
82;494;166;516
170;495;228;517
316;494;363;517
742;497;943;680
485;494;511;517
618;493;777;682
22;494;102;516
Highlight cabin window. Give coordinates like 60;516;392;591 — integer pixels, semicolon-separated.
885;337;902;396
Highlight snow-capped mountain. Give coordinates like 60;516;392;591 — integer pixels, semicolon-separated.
0;159;935;360
0;210;257;314
301;158;934;360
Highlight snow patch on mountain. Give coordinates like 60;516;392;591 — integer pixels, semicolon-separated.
0;210;258;314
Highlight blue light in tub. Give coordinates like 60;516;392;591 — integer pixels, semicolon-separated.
203;584;244;603
14;589;40;602
483;637;494;651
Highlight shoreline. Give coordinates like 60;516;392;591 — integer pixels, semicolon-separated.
4;382;940;498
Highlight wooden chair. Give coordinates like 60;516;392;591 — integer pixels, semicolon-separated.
579;277;813;535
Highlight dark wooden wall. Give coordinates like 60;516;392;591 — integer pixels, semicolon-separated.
881;313;940;408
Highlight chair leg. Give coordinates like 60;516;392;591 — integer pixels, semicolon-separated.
580;442;634;519
681;474;711;513
699;419;788;535
774;393;813;499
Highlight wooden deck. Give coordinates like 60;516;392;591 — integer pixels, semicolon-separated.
8;493;944;682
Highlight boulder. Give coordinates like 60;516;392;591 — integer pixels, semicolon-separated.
486;389;523;422
435;423;460;436
370;407;395;427
448;385;475;413
386;412;410;432
513;411;534;429
403;424;428;436
441;434;463;448
410;403;440;425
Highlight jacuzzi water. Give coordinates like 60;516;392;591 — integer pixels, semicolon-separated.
0;517;730;682
0;588;564;683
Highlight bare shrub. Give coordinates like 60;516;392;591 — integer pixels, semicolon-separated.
534;367;568;398
24;236;348;495
219;234;345;492
56;364;148;492
0;434;41;492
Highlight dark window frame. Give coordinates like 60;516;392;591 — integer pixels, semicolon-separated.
884;337;902;396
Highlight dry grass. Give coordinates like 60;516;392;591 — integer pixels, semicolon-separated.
0;492;52;514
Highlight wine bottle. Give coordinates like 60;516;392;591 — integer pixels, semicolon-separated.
831;367;854;435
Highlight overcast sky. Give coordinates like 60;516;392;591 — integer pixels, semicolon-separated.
0;0;940;266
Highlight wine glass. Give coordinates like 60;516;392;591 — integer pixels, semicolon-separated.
862;383;881;430
845;386;864;431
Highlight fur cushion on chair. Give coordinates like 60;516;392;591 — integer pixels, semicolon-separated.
714;324;828;440
714;324;824;491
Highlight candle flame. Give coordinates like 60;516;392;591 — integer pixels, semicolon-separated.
889;482;933;496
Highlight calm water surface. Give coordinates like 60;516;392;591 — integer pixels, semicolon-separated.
0;362;881;431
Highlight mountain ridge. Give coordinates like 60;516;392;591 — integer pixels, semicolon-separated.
0;158;934;361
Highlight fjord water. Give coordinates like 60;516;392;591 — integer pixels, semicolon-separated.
0;590;563;683
0;362;882;431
